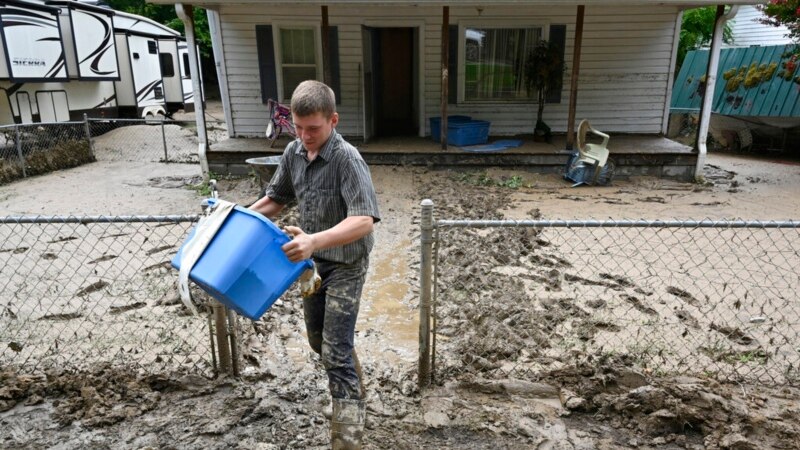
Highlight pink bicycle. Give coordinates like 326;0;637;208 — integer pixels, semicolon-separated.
266;98;296;147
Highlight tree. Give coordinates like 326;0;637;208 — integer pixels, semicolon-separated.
523;40;563;141
759;0;800;48
676;7;733;74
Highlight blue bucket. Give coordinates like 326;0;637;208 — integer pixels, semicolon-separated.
172;205;313;320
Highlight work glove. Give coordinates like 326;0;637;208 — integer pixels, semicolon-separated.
298;264;321;298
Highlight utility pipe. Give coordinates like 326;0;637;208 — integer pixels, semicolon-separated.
695;5;738;181
176;3;210;180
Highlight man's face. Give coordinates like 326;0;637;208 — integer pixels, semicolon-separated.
293;111;338;153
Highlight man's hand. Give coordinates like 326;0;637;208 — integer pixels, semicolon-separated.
282;226;316;262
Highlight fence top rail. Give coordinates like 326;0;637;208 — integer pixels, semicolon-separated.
0;215;200;224
0;121;86;130
435;219;800;229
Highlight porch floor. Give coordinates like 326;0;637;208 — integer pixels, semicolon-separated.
209;134;697;180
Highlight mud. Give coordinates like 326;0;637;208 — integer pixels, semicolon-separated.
1;149;799;448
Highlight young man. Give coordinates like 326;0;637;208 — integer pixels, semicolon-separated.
248;80;380;449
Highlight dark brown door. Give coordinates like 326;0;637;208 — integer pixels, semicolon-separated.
376;28;414;136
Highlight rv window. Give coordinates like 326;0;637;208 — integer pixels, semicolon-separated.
154;87;164;99
148;41;157;54
182;54;190;77
278;28;318;100
160;54;175;77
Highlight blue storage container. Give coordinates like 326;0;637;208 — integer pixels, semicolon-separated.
171;205;313;320
429;116;490;146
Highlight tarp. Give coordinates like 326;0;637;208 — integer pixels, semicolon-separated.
671;45;800;118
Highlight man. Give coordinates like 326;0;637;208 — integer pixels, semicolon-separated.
249;80;380;449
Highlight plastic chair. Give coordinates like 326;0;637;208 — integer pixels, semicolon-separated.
576;119;611;184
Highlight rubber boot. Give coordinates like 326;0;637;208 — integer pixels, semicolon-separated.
323;349;365;420
331;398;365;450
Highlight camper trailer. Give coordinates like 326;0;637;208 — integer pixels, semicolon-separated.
158;37;202;115
0;0;197;124
0;0;119;123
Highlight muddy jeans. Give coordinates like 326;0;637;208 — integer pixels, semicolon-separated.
303;258;368;400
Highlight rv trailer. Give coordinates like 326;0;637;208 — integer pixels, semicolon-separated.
0;0;198;124
0;0;119;123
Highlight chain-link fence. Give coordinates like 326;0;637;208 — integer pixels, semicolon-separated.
0;215;223;376
87;118;227;164
0;117;226;185
418;208;800;387
0;121;94;184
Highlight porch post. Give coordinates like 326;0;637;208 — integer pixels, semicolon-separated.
176;3;210;180
695;5;738;180
565;5;584;151
321;6;332;86
440;6;449;150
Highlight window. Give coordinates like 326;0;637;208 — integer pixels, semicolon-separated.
463;26;542;101
278;27;318;99
182;53;190;77
160;53;174;77
147;40;157;54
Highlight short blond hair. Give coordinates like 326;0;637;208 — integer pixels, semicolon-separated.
291;80;336;118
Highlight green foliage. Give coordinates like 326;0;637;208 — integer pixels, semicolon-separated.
452;172;526;189
104;0;212;58
189;172;219;196
677;7;734;73
759;0;800;44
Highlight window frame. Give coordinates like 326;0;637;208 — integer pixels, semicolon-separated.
272;23;323;103
458;21;550;104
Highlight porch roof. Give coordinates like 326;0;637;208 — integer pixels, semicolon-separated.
149;0;764;7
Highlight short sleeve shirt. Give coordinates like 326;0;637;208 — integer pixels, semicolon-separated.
265;129;381;264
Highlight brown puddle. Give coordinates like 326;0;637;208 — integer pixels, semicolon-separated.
360;240;418;361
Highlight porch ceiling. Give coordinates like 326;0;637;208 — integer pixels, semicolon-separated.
150;0;764;8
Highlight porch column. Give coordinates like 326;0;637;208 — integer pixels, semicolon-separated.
695;5;738;180
176;3;209;179
565;5;584;151
440;6;449;150
322;6;332;86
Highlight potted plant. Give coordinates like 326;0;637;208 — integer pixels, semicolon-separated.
524;40;564;142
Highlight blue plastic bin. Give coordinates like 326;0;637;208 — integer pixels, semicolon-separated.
429;115;471;143
171;205;313;320
430;116;490;146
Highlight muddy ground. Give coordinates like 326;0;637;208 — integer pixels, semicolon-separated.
1;146;800;449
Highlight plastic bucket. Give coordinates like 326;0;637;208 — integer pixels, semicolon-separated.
172;205;312;320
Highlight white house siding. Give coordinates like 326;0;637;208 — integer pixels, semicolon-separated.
217;4;681;137
726;5;792;48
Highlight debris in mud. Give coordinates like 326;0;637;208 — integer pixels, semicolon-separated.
38;312;82;321
75;280;109;297
638;196;667;203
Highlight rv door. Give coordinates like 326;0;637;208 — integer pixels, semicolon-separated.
37;91;70;122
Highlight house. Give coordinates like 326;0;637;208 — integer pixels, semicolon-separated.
150;0;764;180
726;5;792;48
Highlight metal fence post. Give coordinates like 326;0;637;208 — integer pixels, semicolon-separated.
227;308;240;377
161;118;168;162
83;114;94;155
213;302;232;375
14;124;26;178
419;199;434;388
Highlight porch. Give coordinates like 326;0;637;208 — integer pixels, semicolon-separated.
208;134;696;181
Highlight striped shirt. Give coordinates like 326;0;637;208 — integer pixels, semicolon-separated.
265;129;381;264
